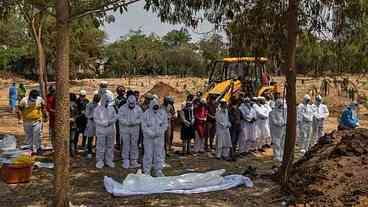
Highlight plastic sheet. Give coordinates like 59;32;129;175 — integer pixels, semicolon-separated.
104;169;253;197
0;135;17;151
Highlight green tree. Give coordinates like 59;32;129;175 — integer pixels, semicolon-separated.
162;28;192;48
199;33;225;63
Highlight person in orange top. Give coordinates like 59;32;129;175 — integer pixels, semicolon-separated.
193;98;208;153
17;89;47;154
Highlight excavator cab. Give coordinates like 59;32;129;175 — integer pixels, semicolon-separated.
204;57;280;101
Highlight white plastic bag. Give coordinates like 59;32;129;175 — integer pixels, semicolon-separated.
123;170;225;193
104;169;254;196
0;134;17;151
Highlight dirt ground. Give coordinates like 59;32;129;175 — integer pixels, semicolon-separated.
289;129;368;207
0;75;367;207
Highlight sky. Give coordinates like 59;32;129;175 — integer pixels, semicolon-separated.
103;1;222;43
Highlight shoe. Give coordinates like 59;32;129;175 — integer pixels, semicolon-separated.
154;170;165;177
86;154;92;159
106;162;115;168
96;161;104;169
300;149;306;154
130;161;141;169
122;160;130;169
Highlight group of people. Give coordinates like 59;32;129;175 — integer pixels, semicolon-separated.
13;80;361;177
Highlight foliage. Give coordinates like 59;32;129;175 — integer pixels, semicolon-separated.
104;29;210;77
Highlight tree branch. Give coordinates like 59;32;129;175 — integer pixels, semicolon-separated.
69;0;141;21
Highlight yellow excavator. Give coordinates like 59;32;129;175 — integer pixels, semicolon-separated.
203;57;281;101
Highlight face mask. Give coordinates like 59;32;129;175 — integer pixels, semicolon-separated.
153;105;159;111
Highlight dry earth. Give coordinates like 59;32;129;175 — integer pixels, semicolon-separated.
0;75;366;207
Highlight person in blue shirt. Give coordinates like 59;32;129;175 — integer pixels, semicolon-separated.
8;82;17;113
338;101;359;130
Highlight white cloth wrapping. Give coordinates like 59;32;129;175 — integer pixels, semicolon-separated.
104;169;253;196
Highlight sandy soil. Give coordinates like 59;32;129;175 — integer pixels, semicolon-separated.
0;75;366;207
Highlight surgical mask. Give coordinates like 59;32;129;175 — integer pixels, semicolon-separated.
128;103;135;109
153;105;159;111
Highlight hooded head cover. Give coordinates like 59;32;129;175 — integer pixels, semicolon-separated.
303;94;311;104
150;98;160;112
101;93;113;107
152;94;159;100
315;95;322;104
128;95;136;108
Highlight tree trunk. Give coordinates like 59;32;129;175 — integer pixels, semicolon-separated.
280;0;298;190
54;0;70;206
37;41;48;99
32;17;48;99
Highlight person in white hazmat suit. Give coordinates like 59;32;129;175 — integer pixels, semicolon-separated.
84;91;100;159
269;99;287;162
312;95;329;145
297;94;314;153
253;97;271;150
215;99;232;160
238;98;257;155
118;95;143;169
142;98;168;177
93;94;117;169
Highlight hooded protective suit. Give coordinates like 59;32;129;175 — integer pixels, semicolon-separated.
238;101;257;153
269;99;287;161
339;102;359;129
312;96;329;145
118;95;143;169
297;95;314;152
93;95;117;168
142;99;168;176
215;105;232;158
254;99;271;149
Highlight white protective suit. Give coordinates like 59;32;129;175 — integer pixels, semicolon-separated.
254;101;271;149
142;99;168;176
118;96;143;169
215;106;232;158
85;102;98;137
94;96;117;168
238;102;257;153
269;99;287;162
297;95;314;153
312;96;329;145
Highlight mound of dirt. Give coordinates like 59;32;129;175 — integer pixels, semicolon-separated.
145;82;183;101
289;129;368;207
